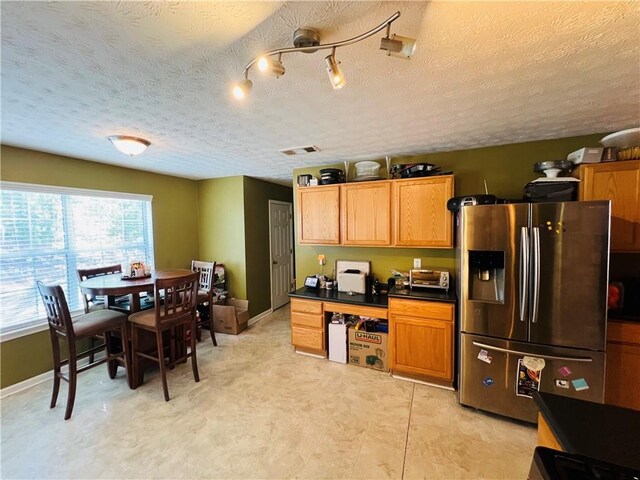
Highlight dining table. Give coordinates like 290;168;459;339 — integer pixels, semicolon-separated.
79;269;195;388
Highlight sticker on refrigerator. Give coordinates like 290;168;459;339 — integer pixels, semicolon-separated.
522;356;546;372
482;376;495;387
516;358;541;398
572;378;589;392
555;379;570;389
557;366;572;377
477;349;492;364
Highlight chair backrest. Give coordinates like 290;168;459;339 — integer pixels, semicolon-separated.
154;272;199;328
191;260;216;292
77;264;122;312
36;281;74;336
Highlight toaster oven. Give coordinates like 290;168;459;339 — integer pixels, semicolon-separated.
409;269;450;290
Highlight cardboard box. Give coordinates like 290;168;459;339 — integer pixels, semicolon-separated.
211;298;249;335
348;329;388;372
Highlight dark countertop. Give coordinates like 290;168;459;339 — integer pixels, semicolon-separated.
533;391;640;470
387;286;456;303
289;287;388;308
289;285;457;307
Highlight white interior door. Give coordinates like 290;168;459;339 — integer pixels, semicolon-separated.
269;201;293;310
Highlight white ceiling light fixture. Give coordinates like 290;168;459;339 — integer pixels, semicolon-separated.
232;11;415;100
107;135;150;156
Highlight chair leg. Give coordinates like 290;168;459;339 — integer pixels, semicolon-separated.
64;340;78;420
105;330;117;379
209;302;217;347
190;316;200;383
120;323;132;389
131;325;139;390
49;331;61;409
156;331;170;402
89;336;96;364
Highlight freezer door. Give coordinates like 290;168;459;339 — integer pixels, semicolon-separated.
459;333;605;424
459;204;529;341
529;201;610;350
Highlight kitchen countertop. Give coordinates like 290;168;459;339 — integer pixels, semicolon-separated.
533;391;640;470
289;287;388;308
289;285;457;307
387;285;456;303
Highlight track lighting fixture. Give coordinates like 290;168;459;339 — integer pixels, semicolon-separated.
232;11;415;100
325;48;346;90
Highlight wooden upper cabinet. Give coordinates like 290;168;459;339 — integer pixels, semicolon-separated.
578;160;640;251
392;176;454;248
340;181;392;246
296;185;340;244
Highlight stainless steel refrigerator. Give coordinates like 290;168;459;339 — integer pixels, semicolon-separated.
457;201;610;423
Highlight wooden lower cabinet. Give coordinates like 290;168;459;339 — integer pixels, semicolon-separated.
606;320;640;411
290;299;326;356
389;298;455;385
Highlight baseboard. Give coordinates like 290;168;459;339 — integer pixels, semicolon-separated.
391;373;455;391
1;370;52;399
248;308;272;327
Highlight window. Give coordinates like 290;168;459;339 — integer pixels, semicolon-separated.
0;182;154;335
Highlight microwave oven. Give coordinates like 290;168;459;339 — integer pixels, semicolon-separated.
409;269;450;290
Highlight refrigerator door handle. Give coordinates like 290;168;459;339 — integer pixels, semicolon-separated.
472;341;594;362
531;226;541;324
519;226;529;322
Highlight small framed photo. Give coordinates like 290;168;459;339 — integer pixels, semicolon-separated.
304;276;320;289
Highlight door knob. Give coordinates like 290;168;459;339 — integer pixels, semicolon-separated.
272;260;278;265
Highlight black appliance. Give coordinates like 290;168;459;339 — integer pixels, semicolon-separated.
319;168;344;185
524;181;578;202
446;194;501;213
529;447;640;480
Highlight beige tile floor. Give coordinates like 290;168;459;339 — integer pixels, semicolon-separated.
1;307;536;479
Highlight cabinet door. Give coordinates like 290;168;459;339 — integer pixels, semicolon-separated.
392;176;454;248
390;314;453;381
340;181;391;246
296;185;340;245
291;325;325;352
605;321;640;411
579;161;640;251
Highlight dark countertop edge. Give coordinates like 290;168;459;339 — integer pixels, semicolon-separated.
387;286;457;303
533;391;640;470
289;288;388;308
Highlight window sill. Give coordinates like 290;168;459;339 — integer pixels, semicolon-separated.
0;308;85;342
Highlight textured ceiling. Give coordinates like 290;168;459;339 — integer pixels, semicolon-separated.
1;1;639;184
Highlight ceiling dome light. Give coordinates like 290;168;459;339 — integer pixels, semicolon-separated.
325;51;346;90
108;135;150;156
232;78;253;100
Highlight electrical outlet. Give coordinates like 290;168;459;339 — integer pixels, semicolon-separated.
413;258;421;269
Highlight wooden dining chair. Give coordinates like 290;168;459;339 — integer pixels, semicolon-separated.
128;272;200;401
191;260;217;346
77;264;125;365
36;281;130;420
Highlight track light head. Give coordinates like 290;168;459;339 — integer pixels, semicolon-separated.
325;52;346;90
232;78;253;100
257;56;285;77
380;34;416;59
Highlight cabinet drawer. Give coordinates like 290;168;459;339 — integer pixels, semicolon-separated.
291;325;324;351
388;298;454;321
323;302;388;319
608;321;640;345
291;312;323;329
291;298;323;315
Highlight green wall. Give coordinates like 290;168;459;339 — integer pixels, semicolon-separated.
197;176;247;299
196;176;293;316
292;133;606;285
243;177;294;316
0;145;200;389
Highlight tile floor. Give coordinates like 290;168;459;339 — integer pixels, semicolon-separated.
1;307;537;479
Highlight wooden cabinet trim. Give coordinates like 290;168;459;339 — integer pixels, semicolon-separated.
322;301;388;319
607;320;640;344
